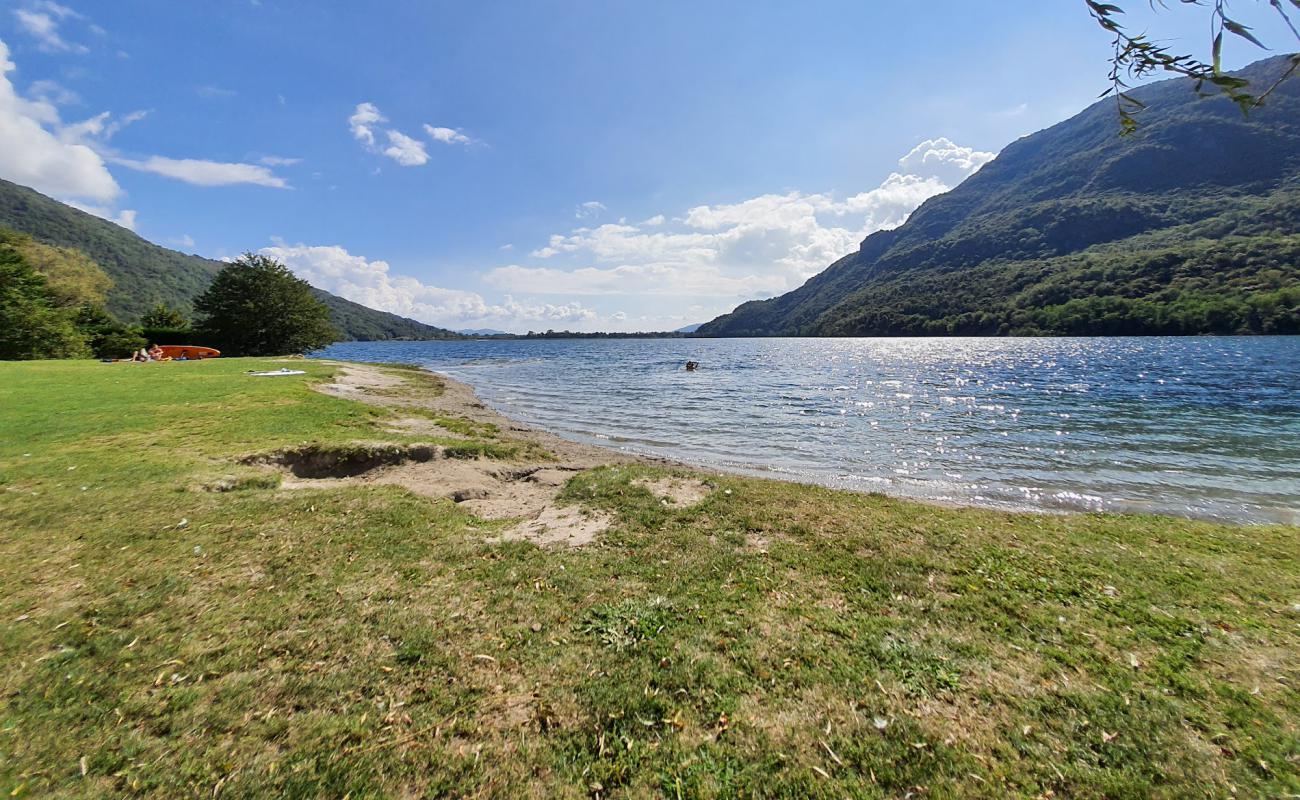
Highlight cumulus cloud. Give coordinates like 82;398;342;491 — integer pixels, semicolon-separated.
501;138;994;302
13;2;89;54
381;129;428;166
0;38;119;202
350;102;456;166
111;155;288;188
897;137;995;187
424;124;475;146
260;241;609;330
348;102;382;147
1;35;287;205
485;263;786;298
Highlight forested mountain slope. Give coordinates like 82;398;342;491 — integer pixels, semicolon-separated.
0;178;460;341
699;56;1300;337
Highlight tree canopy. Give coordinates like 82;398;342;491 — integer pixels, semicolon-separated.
0;242;87;360
0;228;150;360
194;253;339;356
140;303;188;329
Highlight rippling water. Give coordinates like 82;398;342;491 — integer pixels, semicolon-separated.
317;337;1300;524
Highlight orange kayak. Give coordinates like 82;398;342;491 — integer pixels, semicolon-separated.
157;345;220;360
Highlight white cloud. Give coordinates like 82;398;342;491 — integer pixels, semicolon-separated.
260;155;301;166
172;233;195;249
112;155;289;188
575;200;606;219
897;137;994;187
59;108;147;143
260;241;612;331
382;129;427;166
349;102;434;167
12;2;88;54
2;35;287;201
502;139;995;302
0;38;119;202
348;102;382;147
485;263;786;297
424;124;475;146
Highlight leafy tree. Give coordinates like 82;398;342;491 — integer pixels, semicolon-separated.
139;303;187;329
0;245;88;359
1087;0;1300;131
7;234;113;308
75;305;147;358
193;253;339;356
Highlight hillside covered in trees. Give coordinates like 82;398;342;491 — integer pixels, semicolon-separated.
0;179;460;341
698;56;1300;337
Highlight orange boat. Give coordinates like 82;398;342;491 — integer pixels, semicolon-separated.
157;345;220;360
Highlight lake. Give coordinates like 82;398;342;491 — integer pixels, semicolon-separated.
317;337;1300;525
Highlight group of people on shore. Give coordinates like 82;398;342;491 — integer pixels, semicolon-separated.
128;345;192;362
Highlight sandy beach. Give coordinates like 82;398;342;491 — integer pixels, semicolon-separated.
281;360;704;547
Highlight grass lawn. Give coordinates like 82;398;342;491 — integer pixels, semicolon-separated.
1;358;1296;798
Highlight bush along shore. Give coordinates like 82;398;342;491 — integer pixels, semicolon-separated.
0;358;1296;798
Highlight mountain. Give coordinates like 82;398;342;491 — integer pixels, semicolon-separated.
675;323;703;333
458;328;511;336
0;178;461;341
699;56;1300;337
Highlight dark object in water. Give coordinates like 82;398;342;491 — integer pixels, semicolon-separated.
685;361;699;371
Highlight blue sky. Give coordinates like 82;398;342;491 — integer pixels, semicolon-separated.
1;1;1295;331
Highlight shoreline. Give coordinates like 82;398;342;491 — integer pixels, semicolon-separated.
301;360;701;546
360;361;1290;527
317;359;683;471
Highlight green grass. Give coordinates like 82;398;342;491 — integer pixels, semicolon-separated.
1;359;1296;798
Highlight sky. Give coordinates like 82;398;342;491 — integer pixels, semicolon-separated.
2;1;1296;332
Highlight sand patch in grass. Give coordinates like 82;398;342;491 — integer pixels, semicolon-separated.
633;476;712;507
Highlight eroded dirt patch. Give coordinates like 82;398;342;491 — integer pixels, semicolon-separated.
315;363;406;398
244;442;441;479
383;416;470;438
491;504;612;548
634;476;712;507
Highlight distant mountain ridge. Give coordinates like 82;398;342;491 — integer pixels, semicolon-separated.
699;56;1300;337
0;178;460;341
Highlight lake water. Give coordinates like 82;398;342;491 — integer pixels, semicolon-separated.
317;337;1300;525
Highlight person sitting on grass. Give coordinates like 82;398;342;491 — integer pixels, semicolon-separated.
131;348;149;363
147;344;167;361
